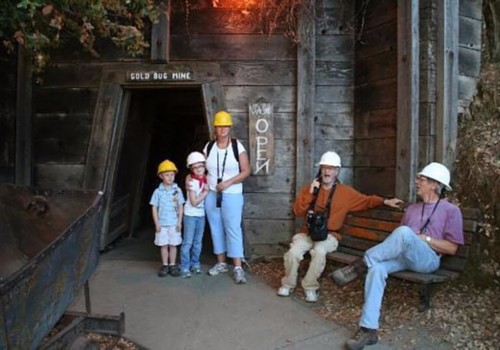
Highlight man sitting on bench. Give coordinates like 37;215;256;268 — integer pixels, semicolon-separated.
277;151;402;303
331;162;464;350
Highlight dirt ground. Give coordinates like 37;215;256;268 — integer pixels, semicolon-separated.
251;258;500;350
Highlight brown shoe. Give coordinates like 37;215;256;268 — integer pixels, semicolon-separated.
158;265;169;277
346;327;378;350
169;264;181;277
330;258;367;285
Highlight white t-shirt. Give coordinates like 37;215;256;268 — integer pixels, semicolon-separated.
203;140;245;194
184;178;206;217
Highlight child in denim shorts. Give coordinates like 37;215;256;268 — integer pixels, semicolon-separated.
150;159;185;277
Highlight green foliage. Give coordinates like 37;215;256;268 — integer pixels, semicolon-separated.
0;0;308;69
0;0;161;68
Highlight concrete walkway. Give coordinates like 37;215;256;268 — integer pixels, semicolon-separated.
69;236;400;350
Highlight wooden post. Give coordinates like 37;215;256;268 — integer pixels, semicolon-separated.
295;0;315;231
15;45;33;186
396;0;419;202
83;82;125;191
151;0;171;62
201;80;226;137
436;0;459;170
296;0;315;191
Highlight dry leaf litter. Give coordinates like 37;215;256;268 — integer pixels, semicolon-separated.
251;258;500;350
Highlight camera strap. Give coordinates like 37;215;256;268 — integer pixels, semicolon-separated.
217;148;228;180
308;184;337;218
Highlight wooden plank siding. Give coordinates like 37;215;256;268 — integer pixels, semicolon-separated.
419;0;482;167
435;0;459;169
457;6;482;114
24;0;482;256
30;1;356;255
418;1;438;166
353;0;398;196
295;0;316;235
315;0;355;185
353;0;482;198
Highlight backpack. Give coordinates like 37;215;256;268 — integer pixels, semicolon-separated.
206;138;240;171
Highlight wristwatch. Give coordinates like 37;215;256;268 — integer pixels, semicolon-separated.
425;236;432;243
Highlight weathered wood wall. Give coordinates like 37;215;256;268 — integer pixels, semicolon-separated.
0;48;17;183
353;0;482;196
33;67;98;188
170;6;296;257
29;0;356;256
419;0;483;167
353;0;398;196
22;0;483;256
314;0;355;184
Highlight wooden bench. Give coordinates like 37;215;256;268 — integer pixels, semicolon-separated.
281;206;481;311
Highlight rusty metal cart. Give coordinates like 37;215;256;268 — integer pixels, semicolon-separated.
0;184;124;349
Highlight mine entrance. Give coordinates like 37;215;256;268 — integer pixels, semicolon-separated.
108;87;211;250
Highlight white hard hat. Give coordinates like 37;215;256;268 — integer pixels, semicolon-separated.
186;152;206;167
417;162;452;191
317;151;341;167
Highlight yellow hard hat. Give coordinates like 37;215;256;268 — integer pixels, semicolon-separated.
213;110;233;126
157;160;178;174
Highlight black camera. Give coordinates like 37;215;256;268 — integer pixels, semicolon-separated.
307;210;328;242
216;178;223;208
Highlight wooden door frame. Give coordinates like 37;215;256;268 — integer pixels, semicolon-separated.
83;62;224;249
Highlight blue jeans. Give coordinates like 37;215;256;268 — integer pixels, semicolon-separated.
360;226;440;329
180;215;205;271
205;190;244;258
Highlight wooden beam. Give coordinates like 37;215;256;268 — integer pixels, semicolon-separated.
201;80;226;137
15;45;33;186
295;0;315;230
83;82;125;191
296;0;315;191
436;0;459;170
151;1;171;62
396;0;419;202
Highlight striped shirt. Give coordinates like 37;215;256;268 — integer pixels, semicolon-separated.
150;183;185;226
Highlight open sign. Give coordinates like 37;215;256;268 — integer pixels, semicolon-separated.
249;102;274;176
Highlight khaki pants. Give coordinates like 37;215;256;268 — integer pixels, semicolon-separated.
281;233;339;291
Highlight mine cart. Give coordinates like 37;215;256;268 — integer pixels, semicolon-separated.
0;183;122;349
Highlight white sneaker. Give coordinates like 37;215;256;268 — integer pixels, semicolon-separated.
233;267;247;284
305;289;318;302
207;262;228;276
277;286;294;297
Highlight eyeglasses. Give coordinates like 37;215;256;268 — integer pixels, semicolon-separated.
191;164;205;169
415;176;428;182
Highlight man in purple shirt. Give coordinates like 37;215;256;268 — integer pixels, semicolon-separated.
331;162;464;350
